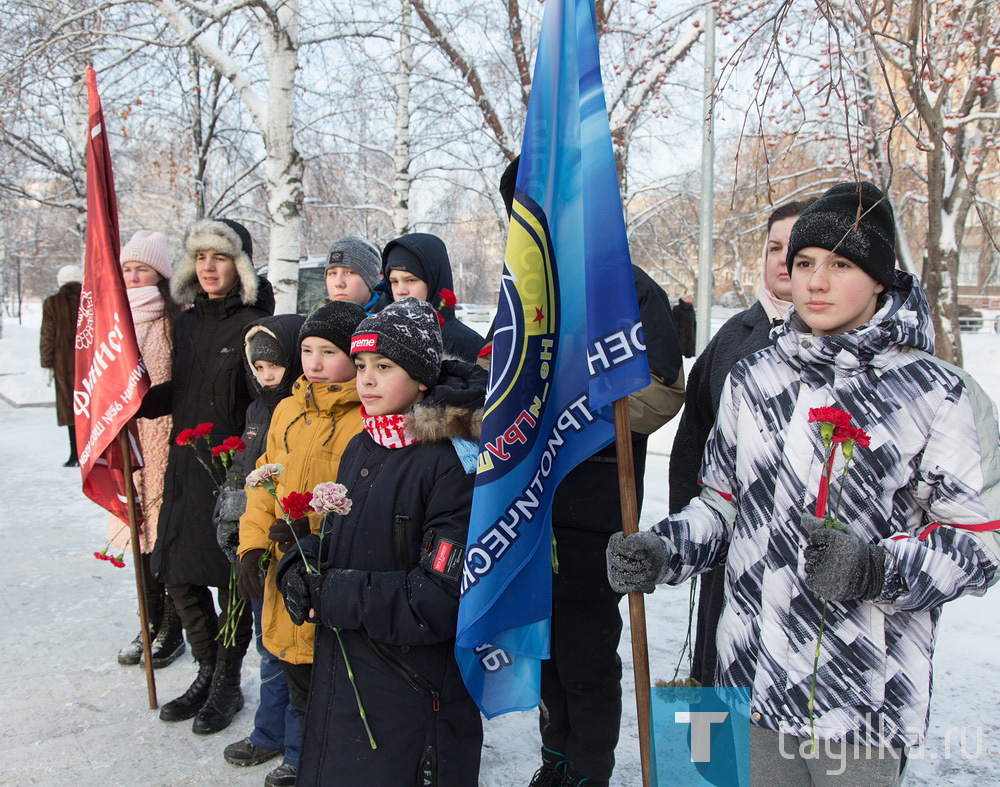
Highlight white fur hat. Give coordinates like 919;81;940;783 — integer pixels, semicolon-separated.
57;265;83;287
171;218;259;305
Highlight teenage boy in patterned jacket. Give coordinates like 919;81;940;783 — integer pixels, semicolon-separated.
609;182;1000;784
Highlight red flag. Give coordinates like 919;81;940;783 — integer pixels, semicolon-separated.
73;67;151;522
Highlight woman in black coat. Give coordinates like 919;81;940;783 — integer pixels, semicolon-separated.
668;200;809;686
139;217;274;734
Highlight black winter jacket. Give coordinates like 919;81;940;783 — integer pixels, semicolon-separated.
550;265;682;600
667;300;774;684
235;314;306;480
280;361;486;786
382;233;485;362
144;279;275;586
673;298;696;358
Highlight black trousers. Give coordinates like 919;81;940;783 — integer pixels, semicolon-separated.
166;580;252;662
280;661;313;724
538;594;623;782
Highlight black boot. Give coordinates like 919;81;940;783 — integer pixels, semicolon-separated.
159;657;216;722
118;575;165;666
191;653;244;734
529;747;567;787
64;426;79;467
117;631;147;666
143;595;186;668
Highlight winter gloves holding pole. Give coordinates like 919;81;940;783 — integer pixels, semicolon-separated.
606;514;887;601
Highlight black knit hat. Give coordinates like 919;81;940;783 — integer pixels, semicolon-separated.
350;297;443;388
383;244;429;287
786;182;896;288
247;330;285;367
299;301;367;354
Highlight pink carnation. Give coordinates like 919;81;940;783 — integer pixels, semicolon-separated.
246;463;285;488
311;482;352;516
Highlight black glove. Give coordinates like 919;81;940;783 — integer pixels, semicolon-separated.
606;531;674;594
269;517;312;550
802;514;886;601
279;562;323;626
236;548;266;602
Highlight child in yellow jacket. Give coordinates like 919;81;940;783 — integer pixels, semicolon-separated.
236;301;366;787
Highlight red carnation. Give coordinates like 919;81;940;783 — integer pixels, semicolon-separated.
175;428;195;446
438;288;457;310
281;491;314;521
211;445;227;458
808;407;852;429
193;422;214;438
832;425;870;446
221;436;246;453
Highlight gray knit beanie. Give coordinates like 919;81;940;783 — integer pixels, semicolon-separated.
326;236;381;295
350;298;442;388
786;182;896;288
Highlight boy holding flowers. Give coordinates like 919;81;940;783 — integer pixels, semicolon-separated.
276;297;487;785
608;182;1000;783
236;301;367;787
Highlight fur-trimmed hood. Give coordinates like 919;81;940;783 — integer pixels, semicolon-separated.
172;218;259;305
405;359;486;443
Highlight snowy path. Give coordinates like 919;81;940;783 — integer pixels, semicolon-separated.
3;315;1000;785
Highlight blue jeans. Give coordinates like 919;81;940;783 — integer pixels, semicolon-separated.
248;598;301;767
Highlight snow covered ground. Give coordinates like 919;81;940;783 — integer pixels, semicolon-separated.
2;302;999;785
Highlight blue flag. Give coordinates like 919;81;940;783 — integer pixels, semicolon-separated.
455;0;650;719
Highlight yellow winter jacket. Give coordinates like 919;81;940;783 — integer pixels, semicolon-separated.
238;375;363;664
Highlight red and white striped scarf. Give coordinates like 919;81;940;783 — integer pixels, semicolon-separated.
361;408;418;449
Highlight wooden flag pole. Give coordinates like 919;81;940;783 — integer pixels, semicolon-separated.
613;396;652;787
119;429;158;710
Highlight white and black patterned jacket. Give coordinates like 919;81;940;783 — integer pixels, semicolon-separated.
653;271;1000;748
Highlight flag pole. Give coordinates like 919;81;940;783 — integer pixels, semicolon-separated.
119;429;158;709
613;396;651;787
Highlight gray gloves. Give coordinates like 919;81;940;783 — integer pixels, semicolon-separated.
606;531;674;594
802;513;886;601
214;487;247;564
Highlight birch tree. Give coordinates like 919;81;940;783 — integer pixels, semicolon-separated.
148;0;303;312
